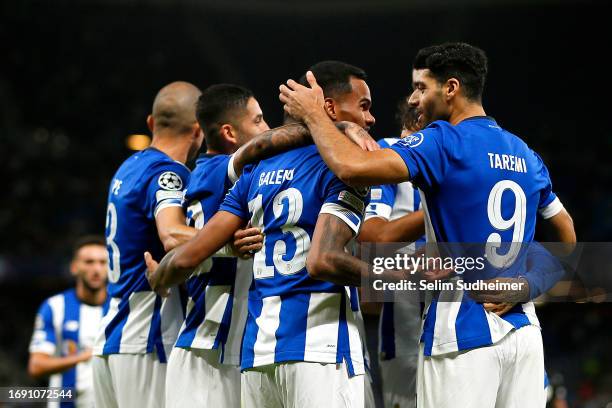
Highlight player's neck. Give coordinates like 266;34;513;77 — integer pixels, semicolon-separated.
448;102;486;126
150;136;191;164
206;147;234;155
76;281;107;306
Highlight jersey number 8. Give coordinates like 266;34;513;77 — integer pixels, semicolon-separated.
106;203;121;283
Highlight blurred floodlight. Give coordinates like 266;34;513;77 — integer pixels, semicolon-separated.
126;134;151;150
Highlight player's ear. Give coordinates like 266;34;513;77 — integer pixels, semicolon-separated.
445;78;460;100
192;122;202;139
323;98;337;121
146;115;154;133
69;259;79;277
220;124;238;145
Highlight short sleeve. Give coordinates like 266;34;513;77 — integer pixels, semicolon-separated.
388;124;449;189
145;162;191;219
219;165;253;220
365;184;397;221
533;152;564;219
29;301;56;355
319;168;368;236
227;154;239;184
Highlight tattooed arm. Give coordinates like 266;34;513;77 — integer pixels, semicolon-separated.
231;123;312;177
232;121;379;178
306;213;369;287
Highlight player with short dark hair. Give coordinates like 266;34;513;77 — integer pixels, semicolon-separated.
298;60;367;97
29;235;109;408
145;61;381;407
280;42;576;407
165;84;270;408
299;61;374;132
196;84;259;152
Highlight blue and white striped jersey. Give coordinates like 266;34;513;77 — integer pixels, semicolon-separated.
94;147;189;361
366;138;422;224
30;289;109;408
220;145;367;375
368;137;424;361
175;153;251;366
389;116;564;356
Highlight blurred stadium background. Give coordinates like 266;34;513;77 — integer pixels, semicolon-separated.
1;0;610;406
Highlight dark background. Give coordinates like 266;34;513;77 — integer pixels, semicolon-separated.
1;0;610;406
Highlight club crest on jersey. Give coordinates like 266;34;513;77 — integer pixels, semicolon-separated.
403;132;424;148
158;171;183;190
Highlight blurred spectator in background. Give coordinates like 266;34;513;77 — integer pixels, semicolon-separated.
28;235;108;407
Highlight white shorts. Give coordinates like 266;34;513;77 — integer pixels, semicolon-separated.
364;369;376;408
379;354;418;408
242;362;364;408
417;325;546;408
165;347;240;408
92;353;166;408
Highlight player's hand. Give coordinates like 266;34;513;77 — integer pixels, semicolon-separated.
78;348;93;362
483;302;516;316
233;226;264;259
144;251;170;297
468;277;530;303
279;71;325;122
336;121;380;152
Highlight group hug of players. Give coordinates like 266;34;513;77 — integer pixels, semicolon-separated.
29;42;576;408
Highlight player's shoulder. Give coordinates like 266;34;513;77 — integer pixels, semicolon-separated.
193;153;230;171
258;144;320;171
378;137;400;148
495;125;542;161
38;290;68;313
190;153;230;183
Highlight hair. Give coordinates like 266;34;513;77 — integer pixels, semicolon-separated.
395;97;419;132
413;42;488;101
298;60;367;99
151;81;201;135
72;235;106;259
196;84;253;151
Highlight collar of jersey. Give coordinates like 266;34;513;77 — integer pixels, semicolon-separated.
458;115;497;124
145;146;190;170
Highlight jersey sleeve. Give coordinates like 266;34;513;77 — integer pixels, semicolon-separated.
533;152;564;219
144;162;191;219
29;301;56;355
227;154;239;185
365;184;397;221
218;165;253;220
388;124;449;189
319;169;368;236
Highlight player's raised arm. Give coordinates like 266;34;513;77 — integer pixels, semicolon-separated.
231;123;311;176
231;121;379;179
280;71;409;187
146;210;245;294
